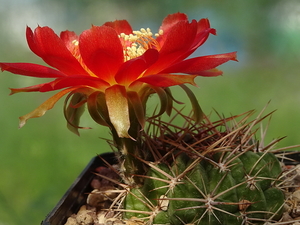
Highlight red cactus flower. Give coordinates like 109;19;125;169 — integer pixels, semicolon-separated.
0;12;237;138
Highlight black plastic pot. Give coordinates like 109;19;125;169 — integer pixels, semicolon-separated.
280;152;300;165
41;152;116;225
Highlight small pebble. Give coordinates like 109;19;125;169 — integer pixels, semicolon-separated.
76;205;95;225
64;216;77;225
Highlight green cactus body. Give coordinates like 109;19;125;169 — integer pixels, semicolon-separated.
123;150;284;225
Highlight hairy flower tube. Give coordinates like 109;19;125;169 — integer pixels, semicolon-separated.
0;12;236;139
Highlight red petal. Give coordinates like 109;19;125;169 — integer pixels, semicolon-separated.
115;58;147;86
26;26;87;75
142;48;160;66
156;13;188;46
171;19;217;62
160;13;188;31
79;25;124;83
103;20;133;35
0;62;66;78
161;52;238;74
192;69;223;77
197;18;216;36
60;30;79;52
185;19;216;56
136;74;197;87
19;87;78;128
145;20;197;75
159;19;197;52
9;83;45;95
39;76;110;92
115;49;159;86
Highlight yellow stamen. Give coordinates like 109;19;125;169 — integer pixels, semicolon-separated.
72;40;79;46
119;28;163;61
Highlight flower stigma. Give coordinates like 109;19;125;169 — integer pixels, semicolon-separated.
119;28;163;61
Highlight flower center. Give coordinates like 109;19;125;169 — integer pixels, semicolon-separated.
119;28;163;61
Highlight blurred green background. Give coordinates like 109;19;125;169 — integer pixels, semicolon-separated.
0;0;299;224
